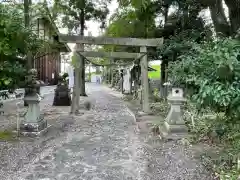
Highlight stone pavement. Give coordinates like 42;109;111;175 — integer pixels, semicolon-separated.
0;83;214;180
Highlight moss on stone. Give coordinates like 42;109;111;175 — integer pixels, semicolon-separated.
0;130;16;141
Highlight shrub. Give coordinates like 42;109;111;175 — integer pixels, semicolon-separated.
168;38;240;177
168;38;240;120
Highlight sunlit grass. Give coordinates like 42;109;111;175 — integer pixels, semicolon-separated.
148;65;161;79
0;130;16;141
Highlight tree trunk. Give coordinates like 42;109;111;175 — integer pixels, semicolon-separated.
24;0;32;107
24;0;32;70
224;0;240;35
79;9;87;96
24;0;30;28
209;0;230;37
160;6;169;99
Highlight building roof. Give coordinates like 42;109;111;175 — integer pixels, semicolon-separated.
35;6;71;52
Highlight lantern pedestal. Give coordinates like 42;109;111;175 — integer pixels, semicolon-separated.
19;94;48;136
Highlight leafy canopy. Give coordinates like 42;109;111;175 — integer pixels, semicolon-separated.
53;0;110;33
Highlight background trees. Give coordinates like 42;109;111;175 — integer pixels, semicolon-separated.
0;2;57;90
0;3;39;91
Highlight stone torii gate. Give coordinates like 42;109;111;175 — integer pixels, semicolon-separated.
59;34;163;113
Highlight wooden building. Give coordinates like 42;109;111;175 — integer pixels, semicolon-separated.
33;14;71;85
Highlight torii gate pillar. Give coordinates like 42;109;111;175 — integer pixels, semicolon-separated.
140;46;150;113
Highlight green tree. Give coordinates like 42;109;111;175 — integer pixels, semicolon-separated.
0;3;55;89
103;2;160;68
24;0;32;69
0;4;31;91
120;0;240;37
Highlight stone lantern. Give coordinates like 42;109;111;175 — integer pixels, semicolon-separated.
164;88;187;133
20;69;48;136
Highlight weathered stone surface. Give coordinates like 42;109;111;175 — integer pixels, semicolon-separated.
20;114;46;132
19;93;49;136
165;91;187;130
149;79;161;92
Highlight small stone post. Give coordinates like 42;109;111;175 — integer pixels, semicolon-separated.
140;46;150;113
20;69;48;136
164;88;187;133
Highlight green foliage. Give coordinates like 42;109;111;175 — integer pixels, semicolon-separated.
106;9;138;37
182;102;240;179
0;130;17;141
170;38;240;178
0;56;26;91
0;4;28;90
113;0;239;178
106;7;156;38
104;2;159;53
148;65;160;79
0;4;51;91
168;38;240;118
53;0;110;33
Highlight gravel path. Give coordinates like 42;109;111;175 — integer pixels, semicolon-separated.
0;83;214;180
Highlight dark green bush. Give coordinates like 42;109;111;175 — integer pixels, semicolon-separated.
169;38;240;120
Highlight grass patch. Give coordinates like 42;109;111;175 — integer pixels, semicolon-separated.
0;130;16;141
148;65;160;79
